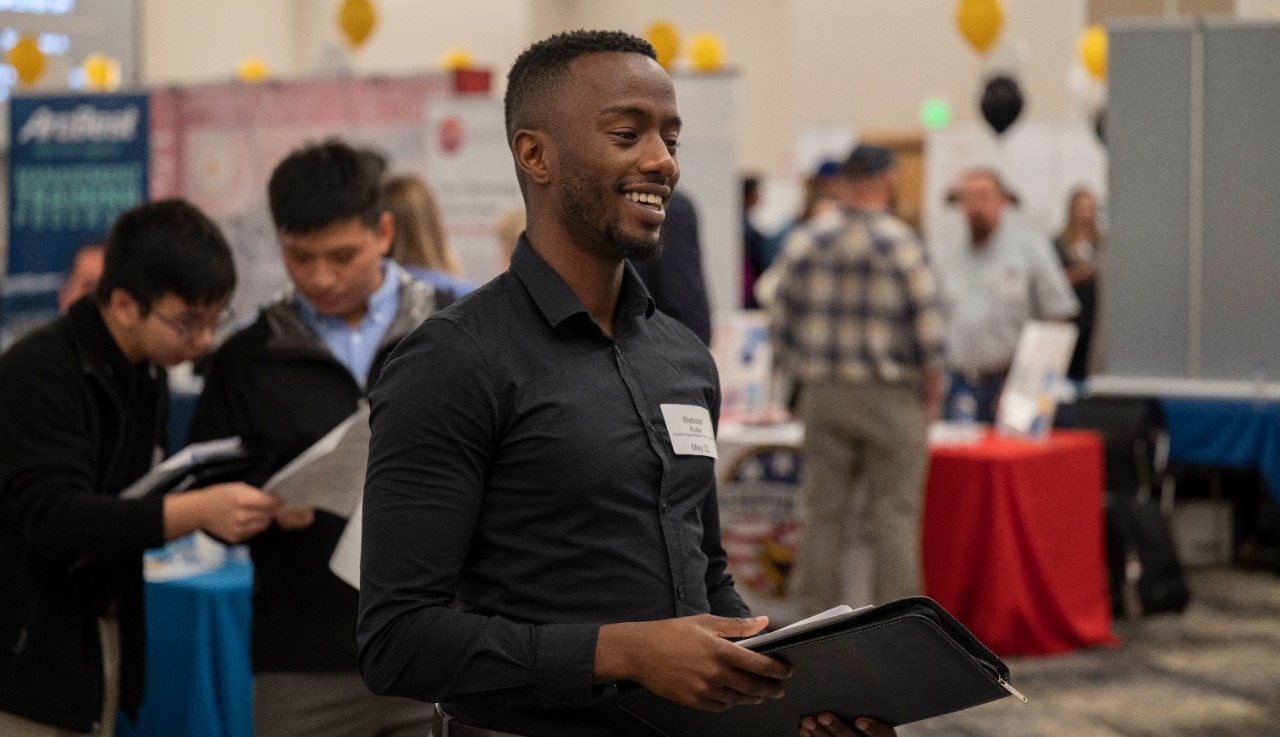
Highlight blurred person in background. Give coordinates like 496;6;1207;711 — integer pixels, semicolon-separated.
769;144;945;611
492;204;526;271
631;188;712;344
57;242;106;314
1054;187;1103;381
1;200;279;736
189;140;449;737
741;174;769;308
935;169;1078;423
382;173;477;296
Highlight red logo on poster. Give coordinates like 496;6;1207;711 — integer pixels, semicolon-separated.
438;117;464;154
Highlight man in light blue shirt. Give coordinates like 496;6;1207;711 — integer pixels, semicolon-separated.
294;257;402;390
189;139;450;737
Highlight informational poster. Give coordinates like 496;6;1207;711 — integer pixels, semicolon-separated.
996;321;1078;440
3;93;148;349
422;96;523;284
149;75;456;319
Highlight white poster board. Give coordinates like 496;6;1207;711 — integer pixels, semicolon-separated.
996;321;1078;440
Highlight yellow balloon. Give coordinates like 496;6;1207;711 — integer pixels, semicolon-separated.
645;21;680;70
1079;24;1108;81
236;56;270;82
440;48;473;71
82;53;121;91
8;35;45;87
688;32;725;73
338;0;377;49
955;0;1004;55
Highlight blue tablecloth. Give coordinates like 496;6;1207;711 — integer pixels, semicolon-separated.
116;559;254;737
1160;397;1280;502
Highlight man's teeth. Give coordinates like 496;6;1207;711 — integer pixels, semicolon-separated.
626;192;663;206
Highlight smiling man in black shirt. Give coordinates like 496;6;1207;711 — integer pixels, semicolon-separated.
357;30;895;737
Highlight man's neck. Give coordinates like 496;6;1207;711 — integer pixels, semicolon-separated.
526;228;625;338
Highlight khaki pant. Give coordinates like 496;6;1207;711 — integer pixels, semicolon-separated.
0;617;120;736
792;379;929;613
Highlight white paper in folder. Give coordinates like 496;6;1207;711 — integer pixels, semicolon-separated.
264;402;369;518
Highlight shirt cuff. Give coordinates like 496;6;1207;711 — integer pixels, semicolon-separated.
533;622;600;709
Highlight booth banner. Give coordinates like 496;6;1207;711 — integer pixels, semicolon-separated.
149;76;454;320
3;93;148;348
422;96;522;284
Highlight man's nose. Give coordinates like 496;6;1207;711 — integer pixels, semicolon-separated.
640;135;678;180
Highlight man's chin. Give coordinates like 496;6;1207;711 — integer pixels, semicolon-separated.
607;230;664;262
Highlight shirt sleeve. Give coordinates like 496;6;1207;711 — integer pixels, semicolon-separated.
895;232;948;373
1029;232;1081;319
0;343;165;564
357;318;601;710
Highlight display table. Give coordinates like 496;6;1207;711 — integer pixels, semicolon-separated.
923;429;1114;656
717;422;1115;656
116;559;254;737
1159;397;1280;503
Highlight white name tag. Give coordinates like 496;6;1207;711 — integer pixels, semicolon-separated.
660;404;718;459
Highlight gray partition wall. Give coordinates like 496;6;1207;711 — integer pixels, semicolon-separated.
1096;19;1280;397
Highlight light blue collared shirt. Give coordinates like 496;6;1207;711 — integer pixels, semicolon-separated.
294;260;401;389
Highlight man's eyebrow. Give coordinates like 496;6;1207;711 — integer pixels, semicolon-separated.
598;105;683;129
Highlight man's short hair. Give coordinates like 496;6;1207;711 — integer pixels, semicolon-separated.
504;30;656;144
267;138;388;234
95;199;236;312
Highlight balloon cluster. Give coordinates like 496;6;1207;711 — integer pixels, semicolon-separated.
954;0;1023;136
956;1;1110;141
644;21;726;72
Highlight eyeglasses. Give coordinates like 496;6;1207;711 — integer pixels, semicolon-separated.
150;307;236;341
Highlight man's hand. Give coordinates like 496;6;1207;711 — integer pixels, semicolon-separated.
801;714;897;737
595;614;792;711
203;482;282;542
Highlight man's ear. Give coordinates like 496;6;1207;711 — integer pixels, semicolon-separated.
512;129;552;186
106;287;142;325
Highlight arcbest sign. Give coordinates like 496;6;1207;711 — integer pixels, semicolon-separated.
3;93;148;350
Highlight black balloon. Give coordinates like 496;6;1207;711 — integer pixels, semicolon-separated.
980;75;1024;135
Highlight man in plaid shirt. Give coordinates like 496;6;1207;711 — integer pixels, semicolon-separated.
768;144;946;613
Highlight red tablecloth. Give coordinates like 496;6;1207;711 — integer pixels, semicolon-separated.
923;429;1116;657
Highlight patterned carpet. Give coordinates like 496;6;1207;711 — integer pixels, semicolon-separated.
901;566;1280;737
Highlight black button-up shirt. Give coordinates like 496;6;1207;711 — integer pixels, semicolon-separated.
358;238;748;736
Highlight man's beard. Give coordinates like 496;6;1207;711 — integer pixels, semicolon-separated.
560;172;665;262
968;216;994;244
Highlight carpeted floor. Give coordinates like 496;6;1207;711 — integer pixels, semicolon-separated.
901;565;1280;736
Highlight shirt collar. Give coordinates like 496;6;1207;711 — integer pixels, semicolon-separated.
509;235;656;332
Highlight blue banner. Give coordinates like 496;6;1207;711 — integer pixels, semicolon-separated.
3;92;148;348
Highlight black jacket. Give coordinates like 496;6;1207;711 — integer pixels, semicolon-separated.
188;271;445;673
0;298;168;732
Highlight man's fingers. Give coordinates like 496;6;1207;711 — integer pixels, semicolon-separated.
705;614;770;639
719;642;793;680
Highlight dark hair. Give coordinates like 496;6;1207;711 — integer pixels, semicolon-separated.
742;176;761;201
504;30;656;144
268;138;388;234
95;199;236;312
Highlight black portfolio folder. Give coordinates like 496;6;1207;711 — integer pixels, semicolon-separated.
616;596;1024;736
